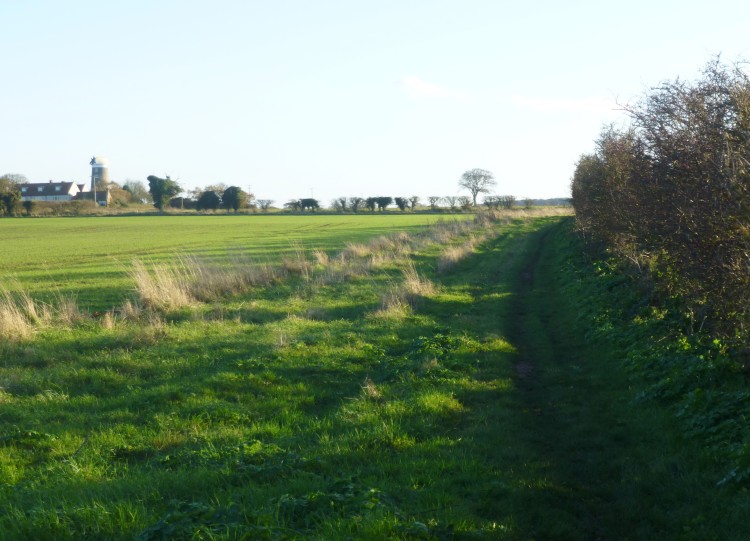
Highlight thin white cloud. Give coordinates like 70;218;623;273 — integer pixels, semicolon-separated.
400;76;471;101
511;95;617;113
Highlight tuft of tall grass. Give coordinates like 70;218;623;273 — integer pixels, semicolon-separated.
54;294;84;326
340;242;371;260
0;286;87;339
0;287;36;339
400;262;437;300
120;299;144;321
375;262;436;318
131;259;195;311
131;255;280;311
372;293;411;319
312;249;330;266
437;234;485;274
188;255;277;301
281;244;313;280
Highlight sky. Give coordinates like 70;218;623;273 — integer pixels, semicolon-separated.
2;0;750;205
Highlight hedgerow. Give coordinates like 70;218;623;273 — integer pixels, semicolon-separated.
572;57;750;335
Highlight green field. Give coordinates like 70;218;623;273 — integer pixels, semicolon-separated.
0;214;445;310
2;211;749;540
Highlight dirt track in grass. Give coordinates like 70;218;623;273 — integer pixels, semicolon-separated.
493;220;724;539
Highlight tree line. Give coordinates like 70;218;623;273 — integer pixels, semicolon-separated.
146;176;252;213
571;58;750;334
1;167;528;216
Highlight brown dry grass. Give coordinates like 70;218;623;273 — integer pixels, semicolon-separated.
131;255;280;311
0;287;36;339
131;259;195;311
374;262;437;319
0;285;91;339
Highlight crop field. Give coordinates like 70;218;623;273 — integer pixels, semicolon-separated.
3;208;748;540
0;214;444;311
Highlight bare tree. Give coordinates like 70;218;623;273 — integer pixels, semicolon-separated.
459;168;496;206
428;196;442;210
348;197;364;213
257;199;274;211
331;198;348;212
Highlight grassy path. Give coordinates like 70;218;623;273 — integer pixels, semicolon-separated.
486;219;749;540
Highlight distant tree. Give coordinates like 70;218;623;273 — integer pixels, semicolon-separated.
409;195;419;211
0;175;21;216
394;197;408;211
348;197;364;213
204;183;228;195
299;198;320;212
458;196;473;210
186;187;204;201
257;199;274;212
499;195;516;209
147;175;182;211
483;196;500;210
523;198;533;210
123;180;151;204
103;182;131;207
459;168;496;206
445;196;458;210
222;186;248;213
246;192;256;210
284;199;302;212
375;196;392;211
3;174;27;183
365;197;377;212
196;190;222;211
331;197;348;213
428;196;442;210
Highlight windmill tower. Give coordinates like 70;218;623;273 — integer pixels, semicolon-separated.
89;156;110;191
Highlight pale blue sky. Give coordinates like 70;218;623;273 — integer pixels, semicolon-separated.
2;0;749;205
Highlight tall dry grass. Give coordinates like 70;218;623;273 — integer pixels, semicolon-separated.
131;255;279;310
131;259;195;311
0;286;86;339
375;262;437;318
281;244;314;280
0;287;37;339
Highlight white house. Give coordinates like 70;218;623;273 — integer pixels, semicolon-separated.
19;181;84;201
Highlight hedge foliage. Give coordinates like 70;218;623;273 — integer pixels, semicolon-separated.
572;58;750;334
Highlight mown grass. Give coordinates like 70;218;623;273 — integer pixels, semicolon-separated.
2;209;748;539
0;214;444;310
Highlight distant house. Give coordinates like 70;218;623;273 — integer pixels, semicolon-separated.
20;181;83;201
19;180;112;206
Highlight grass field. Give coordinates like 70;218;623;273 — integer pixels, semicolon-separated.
0;214;445;310
2;209;749;540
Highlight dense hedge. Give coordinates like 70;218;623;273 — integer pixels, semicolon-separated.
572;58;750;334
